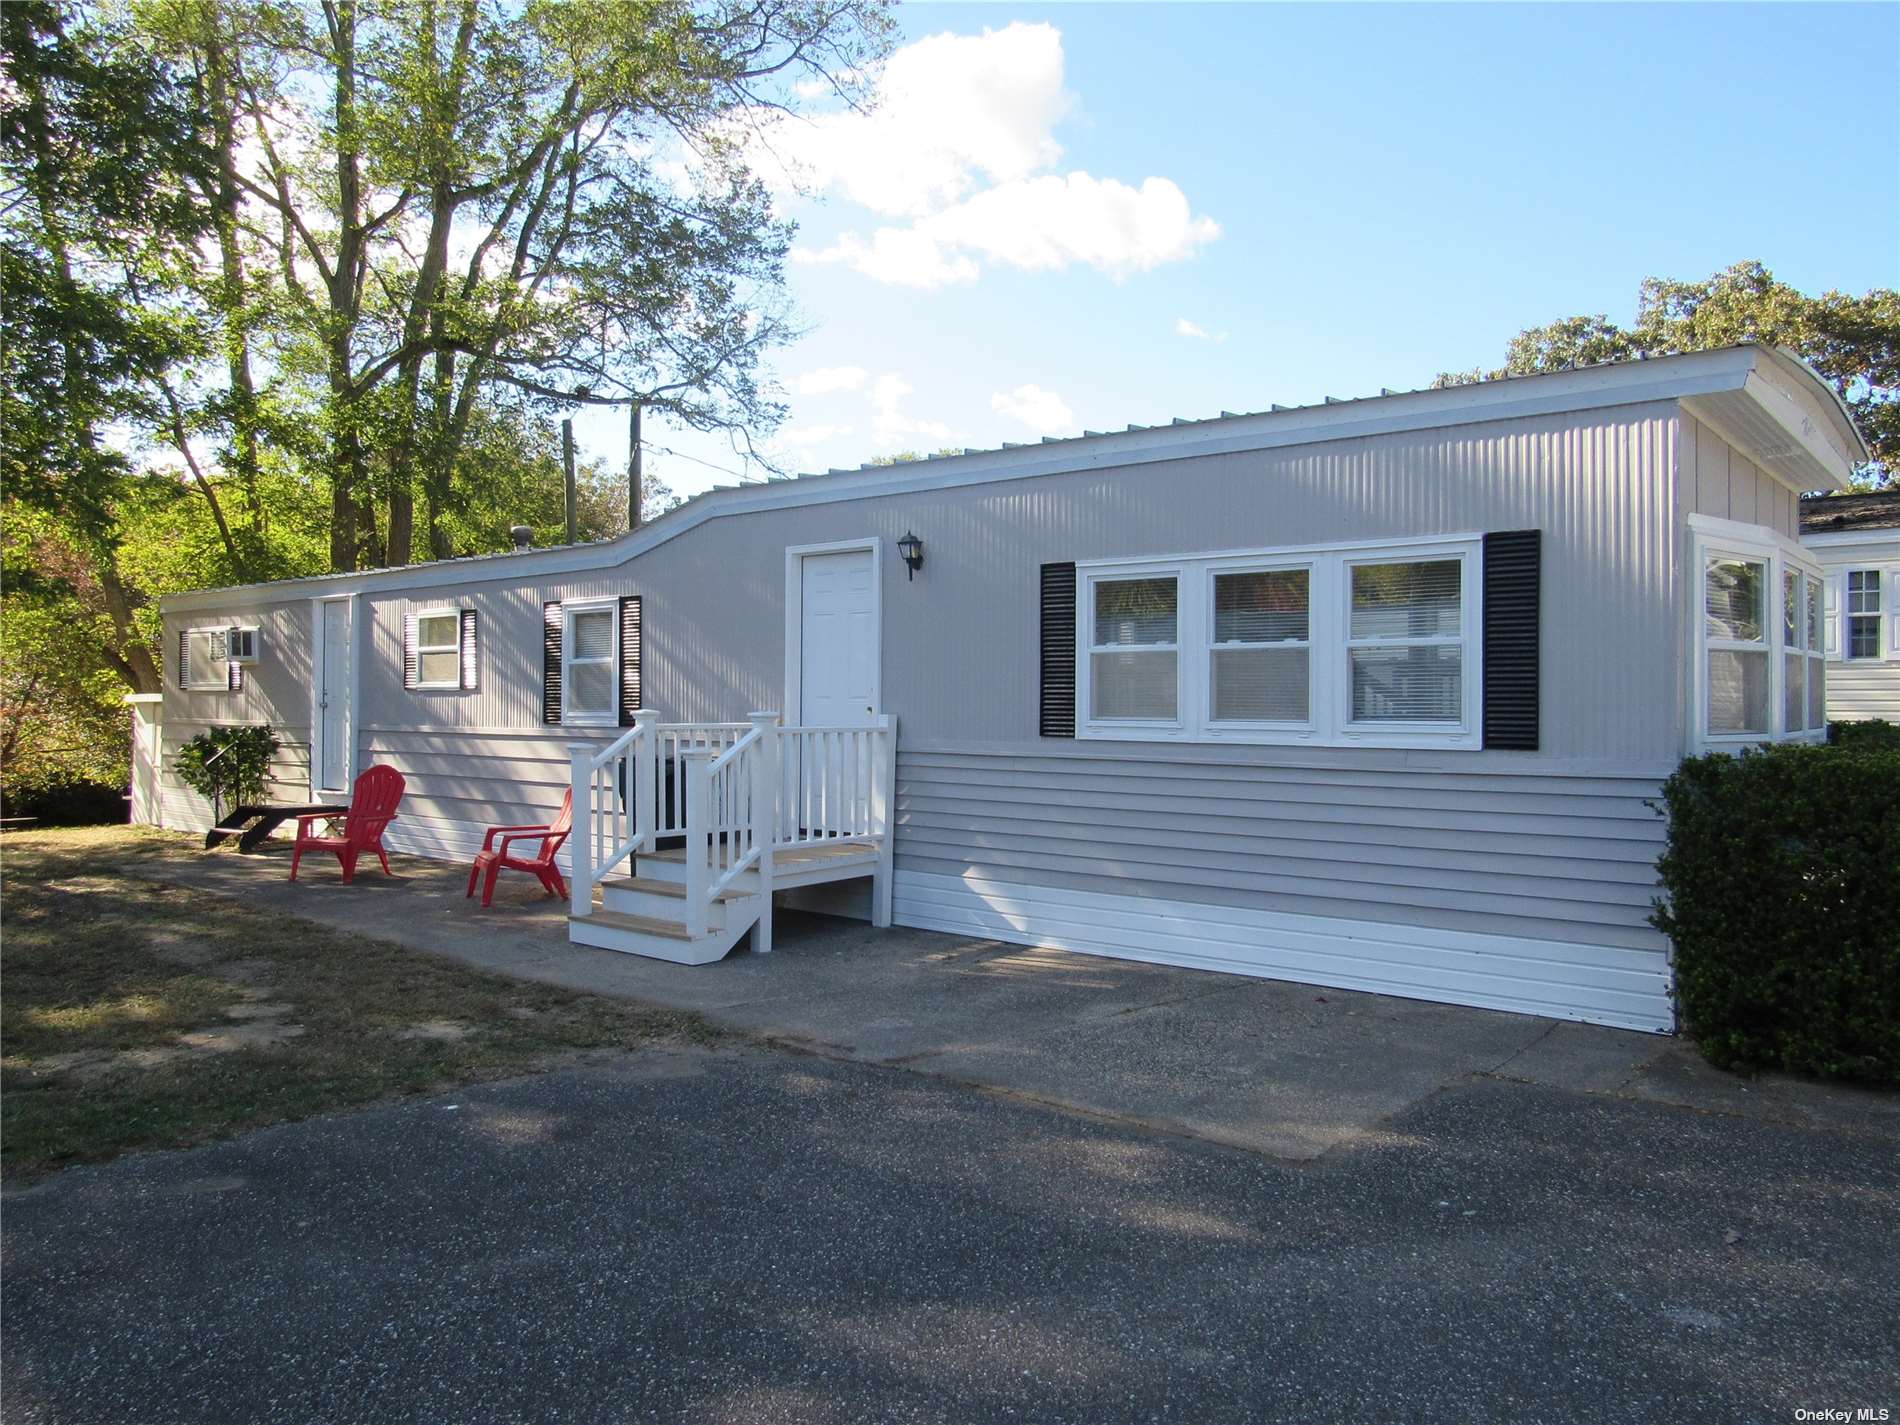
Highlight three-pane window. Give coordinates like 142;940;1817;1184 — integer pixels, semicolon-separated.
1080;538;1478;746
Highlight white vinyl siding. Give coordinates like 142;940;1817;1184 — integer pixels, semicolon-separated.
1078;535;1480;749
414;609;461;688
561;601;617;725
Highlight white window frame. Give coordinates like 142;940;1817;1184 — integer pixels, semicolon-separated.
1204;557;1316;734
1339;546;1480;744
412;607;463;690
1689;516;1826;752
560;598;618;727
1076;533;1482;749
1081;563;1187;737
1844;568;1885;661
224;625;261;664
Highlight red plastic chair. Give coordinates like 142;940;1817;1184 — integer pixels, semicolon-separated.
290;766;405;884
466;790;573;908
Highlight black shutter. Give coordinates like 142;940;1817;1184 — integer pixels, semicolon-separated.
1482;530;1541;751
402;613;419;690
1040;562;1077;738
459;608;478;691
618;595;642;725
543;602;563;724
178;629;191;689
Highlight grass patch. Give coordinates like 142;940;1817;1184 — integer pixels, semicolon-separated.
2;827;716;1178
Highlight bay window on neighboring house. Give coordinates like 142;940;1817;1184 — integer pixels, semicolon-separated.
1694;520;1826;748
1078;536;1480;748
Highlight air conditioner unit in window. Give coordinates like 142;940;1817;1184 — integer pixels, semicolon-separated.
225;626;261;663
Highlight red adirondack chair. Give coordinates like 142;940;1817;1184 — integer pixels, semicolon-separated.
289;766;405;884
466;789;573;908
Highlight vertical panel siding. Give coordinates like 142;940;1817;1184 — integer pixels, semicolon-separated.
1682;415;1798;538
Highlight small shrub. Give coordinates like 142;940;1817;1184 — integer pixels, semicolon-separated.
1652;741;1900;1083
1828;717;1900;751
174;724;281;808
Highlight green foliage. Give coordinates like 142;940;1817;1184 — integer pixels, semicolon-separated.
1651;742;1900;1083
1439;262;1899;487
173;724;281;806
1828;718;1900;751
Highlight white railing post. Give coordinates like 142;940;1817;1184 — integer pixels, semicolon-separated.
749;711;778;954
684;746;711;939
631;708;657;853
568;742;594;918
871;714;896;928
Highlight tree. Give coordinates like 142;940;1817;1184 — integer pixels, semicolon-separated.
1;0;218;692
1436;262;1899;487
146;0;892;571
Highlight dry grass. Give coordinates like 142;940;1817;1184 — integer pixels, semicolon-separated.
1;827;715;1177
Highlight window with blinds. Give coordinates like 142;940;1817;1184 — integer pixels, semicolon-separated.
1347;559;1463;725
1090;576;1179;722
562;601;618;724
1074;536;1482;748
415;611;461;687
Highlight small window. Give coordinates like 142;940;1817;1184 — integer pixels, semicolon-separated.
1807;578;1826;729
414;611;461;687
1090;576;1178;721
225;627;260;663
1210;567;1310;724
1847;570;1883;660
1347;559;1464;724
1705;557;1769;735
563;603;617;724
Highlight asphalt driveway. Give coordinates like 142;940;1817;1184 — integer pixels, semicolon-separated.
5;1043;1898;1425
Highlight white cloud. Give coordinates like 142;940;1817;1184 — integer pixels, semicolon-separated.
792;365;869;396
797;173;1220;288
1176;317;1228;343
990;384;1074;435
756;23;1069;219
778;422;854;447
870;373;952;446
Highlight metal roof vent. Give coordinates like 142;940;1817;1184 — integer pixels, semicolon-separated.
509;525;534;551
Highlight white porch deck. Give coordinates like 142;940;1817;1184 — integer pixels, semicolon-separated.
566;714;894;964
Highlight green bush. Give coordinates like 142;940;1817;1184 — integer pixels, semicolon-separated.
174;725;281;808
1652;742;1900;1083
1828;717;1900;751
0;777;127;826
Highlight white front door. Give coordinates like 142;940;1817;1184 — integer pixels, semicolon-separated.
315;599;351;794
799;548;878;725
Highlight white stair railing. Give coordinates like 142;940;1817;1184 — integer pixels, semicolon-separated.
568;711;655;919
569;711;896;939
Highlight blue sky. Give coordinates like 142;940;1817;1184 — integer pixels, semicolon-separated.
590;2;1900;500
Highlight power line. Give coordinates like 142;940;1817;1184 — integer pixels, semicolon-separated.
646;442;759;484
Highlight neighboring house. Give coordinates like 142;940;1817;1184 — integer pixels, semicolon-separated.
1799;490;1900;722
140;344;1866;1034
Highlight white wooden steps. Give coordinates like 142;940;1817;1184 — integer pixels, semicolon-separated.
566;841;881;965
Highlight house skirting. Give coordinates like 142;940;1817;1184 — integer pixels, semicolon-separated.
892;869;1674;1034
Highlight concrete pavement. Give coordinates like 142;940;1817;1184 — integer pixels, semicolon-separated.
112;836;1900;1161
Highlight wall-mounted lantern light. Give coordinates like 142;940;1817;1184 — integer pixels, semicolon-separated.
897;530;924;581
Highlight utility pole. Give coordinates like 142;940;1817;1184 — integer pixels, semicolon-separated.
628;400;643;530
562;418;577;545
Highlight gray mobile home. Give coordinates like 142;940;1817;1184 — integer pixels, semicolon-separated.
140;345;1866;1034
